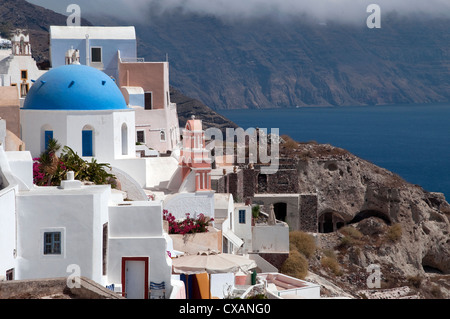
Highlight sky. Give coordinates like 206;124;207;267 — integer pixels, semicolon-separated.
26;0;450;24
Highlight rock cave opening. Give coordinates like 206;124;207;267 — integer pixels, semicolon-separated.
348;210;391;226
318;212;345;233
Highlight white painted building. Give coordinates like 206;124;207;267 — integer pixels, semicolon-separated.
0;30;46;104
0;140;175;299
49;25;181;155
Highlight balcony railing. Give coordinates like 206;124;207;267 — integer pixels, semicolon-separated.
120;57;145;63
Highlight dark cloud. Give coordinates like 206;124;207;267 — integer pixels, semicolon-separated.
27;0;450;23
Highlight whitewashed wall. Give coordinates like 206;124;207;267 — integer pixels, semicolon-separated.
107;202;172;293
16;186;110;283
0;151;18;279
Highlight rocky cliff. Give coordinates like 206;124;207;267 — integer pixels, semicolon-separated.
289;142;450;298
110;11;450;110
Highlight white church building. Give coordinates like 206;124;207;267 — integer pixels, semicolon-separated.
0;30;46;103
0;63;186;299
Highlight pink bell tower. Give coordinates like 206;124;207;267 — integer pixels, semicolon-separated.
179;115;212;191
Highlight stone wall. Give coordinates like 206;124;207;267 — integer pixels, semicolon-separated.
211;167;319;232
299;195;318;232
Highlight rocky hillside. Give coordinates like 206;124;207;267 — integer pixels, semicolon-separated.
170;87;238;133
94;11;450;110
0;0;91;65
282;141;450;298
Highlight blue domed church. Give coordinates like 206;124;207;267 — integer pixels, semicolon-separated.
21;64;136;161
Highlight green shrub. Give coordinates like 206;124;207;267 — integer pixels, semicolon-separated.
337;236;357;249
252;205;260;219
321;256;342;276
386;224;402;242
407;275;422;288
339;226;363;240
289;231;317;259
281;249;308;280
322;248;337;259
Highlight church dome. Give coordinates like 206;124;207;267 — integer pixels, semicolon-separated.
23;64;127;111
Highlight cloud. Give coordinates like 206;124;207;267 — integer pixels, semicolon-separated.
27;0;450;23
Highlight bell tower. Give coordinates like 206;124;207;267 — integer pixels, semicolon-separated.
11;29;31;56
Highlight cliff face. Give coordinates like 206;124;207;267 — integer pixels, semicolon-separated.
129;12;450;110
291;142;450;297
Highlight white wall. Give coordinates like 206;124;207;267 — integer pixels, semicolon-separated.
5;151;33;190
163;191;215;221
16;186;110;283
20;109;135;160
107;201;172;293
0;54;46;95
252;225;289;253
0;147;20;280
233;206;252;253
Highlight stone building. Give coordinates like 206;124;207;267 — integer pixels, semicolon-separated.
212;164;319;233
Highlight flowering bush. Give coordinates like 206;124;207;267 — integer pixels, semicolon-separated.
163;210;214;235
32;144;116;187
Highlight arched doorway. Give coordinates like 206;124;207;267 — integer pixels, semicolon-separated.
319;212;346;233
273;202;287;222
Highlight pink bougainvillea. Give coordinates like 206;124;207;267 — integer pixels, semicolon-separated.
163;210;214;235
32;158;46;185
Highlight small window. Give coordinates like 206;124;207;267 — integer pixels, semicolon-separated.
239;209;246;224
137;130;145;144
91;47;102;63
44;232;62;255
6;269;14;281
21;70;28;80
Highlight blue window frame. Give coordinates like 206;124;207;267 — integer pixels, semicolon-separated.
82;130;93;157
44;130;53;150
44;232;61;255
239;210;246;224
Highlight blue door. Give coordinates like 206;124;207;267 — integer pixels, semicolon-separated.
82;130;93;157
44;131;53;150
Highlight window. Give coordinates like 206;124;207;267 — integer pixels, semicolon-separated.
91;47;102;63
239;209;246;224
21;70;28;80
6;269;14;281
44;232;62;255
160;129;166;142
137;130;145;144
44;130;53;150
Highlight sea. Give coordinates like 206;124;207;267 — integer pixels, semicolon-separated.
219;103;450;200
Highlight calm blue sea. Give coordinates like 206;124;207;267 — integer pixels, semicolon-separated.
219;103;450;200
